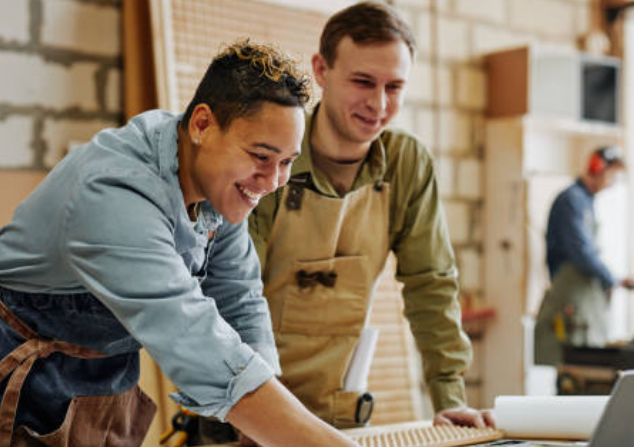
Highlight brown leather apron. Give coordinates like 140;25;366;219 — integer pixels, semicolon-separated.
263;177;390;428
0;299;156;447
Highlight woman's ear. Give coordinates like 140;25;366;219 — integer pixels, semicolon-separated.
189;104;218;143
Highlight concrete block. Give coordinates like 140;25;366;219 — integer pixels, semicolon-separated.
437;17;470;61
455;0;506;23
407;61;433;103
42;118;117;168
457;158;482;199
459;247;482;290
435;156;454;197
0;0;30;43
510;0;575;37
416;11;432;56
0;53;98;110
0;116;34;168
472;24;534;57
392;105;415;135
438;65;453;106
576;3;592;36
438;110;471;153
456;66;486;110
414;107;435;148
105;68;122;113
443;200;470;244
41;0;120;56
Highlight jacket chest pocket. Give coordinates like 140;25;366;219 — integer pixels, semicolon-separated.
279;255;370;336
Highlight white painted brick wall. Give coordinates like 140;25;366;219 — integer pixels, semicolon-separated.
455;0;506;24
457;158;482;199
407;61;433;103
438;65;453;106
416;11;432;56
437;17;470;61
106;69;122;113
459;248;482;289
510;0;575;37
42;118;117;168
471;24;534;57
0;116;34;168
443;200;470;244
575;3;592;36
456;66;487;110
393;0;431;9
438;110;471;153
391;105;415;134
435;156;454;197
0;53;98;110
0;0;30;44
414;107;435;148
41;0;120;56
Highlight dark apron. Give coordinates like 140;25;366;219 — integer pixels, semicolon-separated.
0;299;156;447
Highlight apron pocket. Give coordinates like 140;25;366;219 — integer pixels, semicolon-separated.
16;385;156;447
280;255;370;335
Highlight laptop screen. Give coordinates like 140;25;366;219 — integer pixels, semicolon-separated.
588;369;634;447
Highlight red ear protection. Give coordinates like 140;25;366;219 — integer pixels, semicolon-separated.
588;153;606;175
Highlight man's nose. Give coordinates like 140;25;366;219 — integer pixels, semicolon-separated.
367;87;387;112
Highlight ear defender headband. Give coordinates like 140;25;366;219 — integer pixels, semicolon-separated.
588;146;623;175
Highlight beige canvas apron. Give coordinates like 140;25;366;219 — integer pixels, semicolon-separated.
263;176;390;428
0;299;156;447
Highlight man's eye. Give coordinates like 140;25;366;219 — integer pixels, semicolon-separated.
353;79;374;87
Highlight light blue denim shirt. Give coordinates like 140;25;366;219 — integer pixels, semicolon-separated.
0;110;280;420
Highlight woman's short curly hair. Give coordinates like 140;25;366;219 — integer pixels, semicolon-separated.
182;40;311;130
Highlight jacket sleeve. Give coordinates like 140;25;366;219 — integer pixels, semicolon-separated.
63;171;274;421
201;219;281;375
390;142;472;412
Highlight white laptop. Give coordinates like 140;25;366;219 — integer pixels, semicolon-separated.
474;369;634;447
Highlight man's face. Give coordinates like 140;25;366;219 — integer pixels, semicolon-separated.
190;102;304;224
597;165;624;192
313;36;411;153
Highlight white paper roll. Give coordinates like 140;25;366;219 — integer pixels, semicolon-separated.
494;395;609;440
343;327;379;392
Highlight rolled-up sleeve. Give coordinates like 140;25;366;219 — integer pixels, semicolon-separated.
62;171;275;420
202;220;281;375
391;144;472;411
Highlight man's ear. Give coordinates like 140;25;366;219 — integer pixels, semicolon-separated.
311;53;329;89
189;103;218;141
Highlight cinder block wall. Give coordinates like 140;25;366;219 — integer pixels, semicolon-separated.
390;0;594;406
0;0;122;170
0;0;594;408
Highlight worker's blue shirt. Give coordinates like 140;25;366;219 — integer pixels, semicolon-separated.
0;110;280;432
546;178;615;289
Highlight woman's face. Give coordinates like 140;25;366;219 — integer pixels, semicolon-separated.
189;102;304;224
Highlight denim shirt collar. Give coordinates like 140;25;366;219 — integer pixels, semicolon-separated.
156;113;223;234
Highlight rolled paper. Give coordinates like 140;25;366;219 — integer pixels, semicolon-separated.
494;395;609;440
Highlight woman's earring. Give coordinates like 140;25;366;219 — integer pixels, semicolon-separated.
192;137;200;146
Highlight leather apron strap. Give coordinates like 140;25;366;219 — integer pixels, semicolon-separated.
0;298;107;446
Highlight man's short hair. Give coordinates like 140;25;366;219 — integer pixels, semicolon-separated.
182;40;311;130
319;1;416;67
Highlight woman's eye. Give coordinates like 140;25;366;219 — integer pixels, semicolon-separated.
281;159;294;166
251;153;269;162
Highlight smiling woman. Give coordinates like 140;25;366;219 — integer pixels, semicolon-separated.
0;40;359;447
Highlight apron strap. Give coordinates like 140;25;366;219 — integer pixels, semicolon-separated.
285;173;311;211
0;297;108;445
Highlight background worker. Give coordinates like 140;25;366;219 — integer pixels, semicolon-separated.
535;146;634;366
0;41;360;447
249;1;493;431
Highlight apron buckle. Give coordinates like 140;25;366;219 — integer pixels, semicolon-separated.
355;392;374;425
